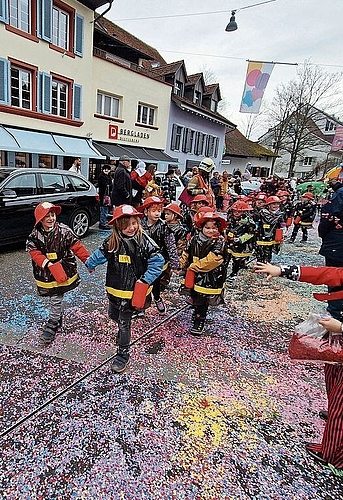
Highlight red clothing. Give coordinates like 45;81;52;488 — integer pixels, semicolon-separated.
299;265;343;469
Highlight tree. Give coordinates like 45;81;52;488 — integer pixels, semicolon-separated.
263;62;342;178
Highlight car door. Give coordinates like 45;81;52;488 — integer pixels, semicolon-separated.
0;171;38;244
38;171;76;225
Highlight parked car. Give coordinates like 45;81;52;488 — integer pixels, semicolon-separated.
154;170;183;203
0;168;99;247
241;179;262;195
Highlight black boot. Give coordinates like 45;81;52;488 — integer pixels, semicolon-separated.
40;319;60;344
190;315;205;336
111;347;130;373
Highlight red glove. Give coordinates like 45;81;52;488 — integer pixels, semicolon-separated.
49;262;68;283
131;280;149;309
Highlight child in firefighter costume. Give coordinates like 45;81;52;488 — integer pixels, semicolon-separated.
255;196;285;263
140;196;179;314
85;205;164;373
255;261;343;477
290;192;317;243
179;210;228;336
226;200;256;280
26;202;90;344
163;203;189;256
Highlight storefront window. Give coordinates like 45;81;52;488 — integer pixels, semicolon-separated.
38;155;53;168
15;152;29;168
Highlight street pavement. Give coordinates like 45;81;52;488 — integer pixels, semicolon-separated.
0;221;342;499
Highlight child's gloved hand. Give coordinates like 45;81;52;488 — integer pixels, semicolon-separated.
49;262;67;283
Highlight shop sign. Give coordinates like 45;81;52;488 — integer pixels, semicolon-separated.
108;124;150;142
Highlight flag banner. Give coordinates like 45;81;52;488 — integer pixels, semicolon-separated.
240;61;275;114
331;126;343;152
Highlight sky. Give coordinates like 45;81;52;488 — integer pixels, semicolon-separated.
103;0;343;140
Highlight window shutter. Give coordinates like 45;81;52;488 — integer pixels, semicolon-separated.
38;72;51;113
73;83;82;120
41;0;52;42
74;14;84;57
0;58;10;105
0;0;9;23
171;124;177;150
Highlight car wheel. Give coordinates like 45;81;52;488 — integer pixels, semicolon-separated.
69;209;90;238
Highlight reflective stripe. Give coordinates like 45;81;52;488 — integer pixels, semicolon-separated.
162;261;169;271
228;249;252;258
46;252;58;260
256;240;278;246
106;285;153;299
35;273;79;289
299;222;312;226
194;284;222;295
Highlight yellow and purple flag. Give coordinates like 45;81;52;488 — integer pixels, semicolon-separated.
240;61;275;114
331;126;343;152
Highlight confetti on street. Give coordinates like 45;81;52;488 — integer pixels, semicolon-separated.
1;223;342;499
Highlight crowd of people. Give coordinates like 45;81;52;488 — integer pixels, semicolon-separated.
25;156;343;476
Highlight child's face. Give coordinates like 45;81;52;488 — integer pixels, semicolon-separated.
255;200;265;208
232;210;245;219
268;203;280;212
41;211;56;231
191;201;207;211
147;204;162;223
279;195;288;202
121;217;140;237
164;209;176;223
202;220;219;239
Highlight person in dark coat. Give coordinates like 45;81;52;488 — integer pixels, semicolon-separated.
98;164;113;230
111;155;132;206
318;173;343;320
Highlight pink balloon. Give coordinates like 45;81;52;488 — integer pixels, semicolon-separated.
246;69;261;87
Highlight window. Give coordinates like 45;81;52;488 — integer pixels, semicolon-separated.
194;90;201;105
69;174;89;192
11;65;31;109
210;99;218;112
41;173;67;194
9;0;30;32
52;79;68;117
6;173;36;196
97;92;120;118
174;80;183;96
303;157;314;166
194;132;206;156
52;5;69;49
137;103;155;126
206;136;216;156
182;128;195;153
325;120;336;132
171;125;183;150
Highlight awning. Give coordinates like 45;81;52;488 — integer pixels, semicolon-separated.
93;141;178;164
2;126;64;154
0;126;103;157
0;126;21;151
53;134;103;157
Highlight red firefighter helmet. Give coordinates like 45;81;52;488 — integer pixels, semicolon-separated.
276;190;290;197
254;192;267;201
302;192;314;200
191;194;210;205
164;203;182;217
108;204;143;224
34;202;61;226
265;196;281;205
194;210;227;232
230;200;252;212
138;196;165;211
